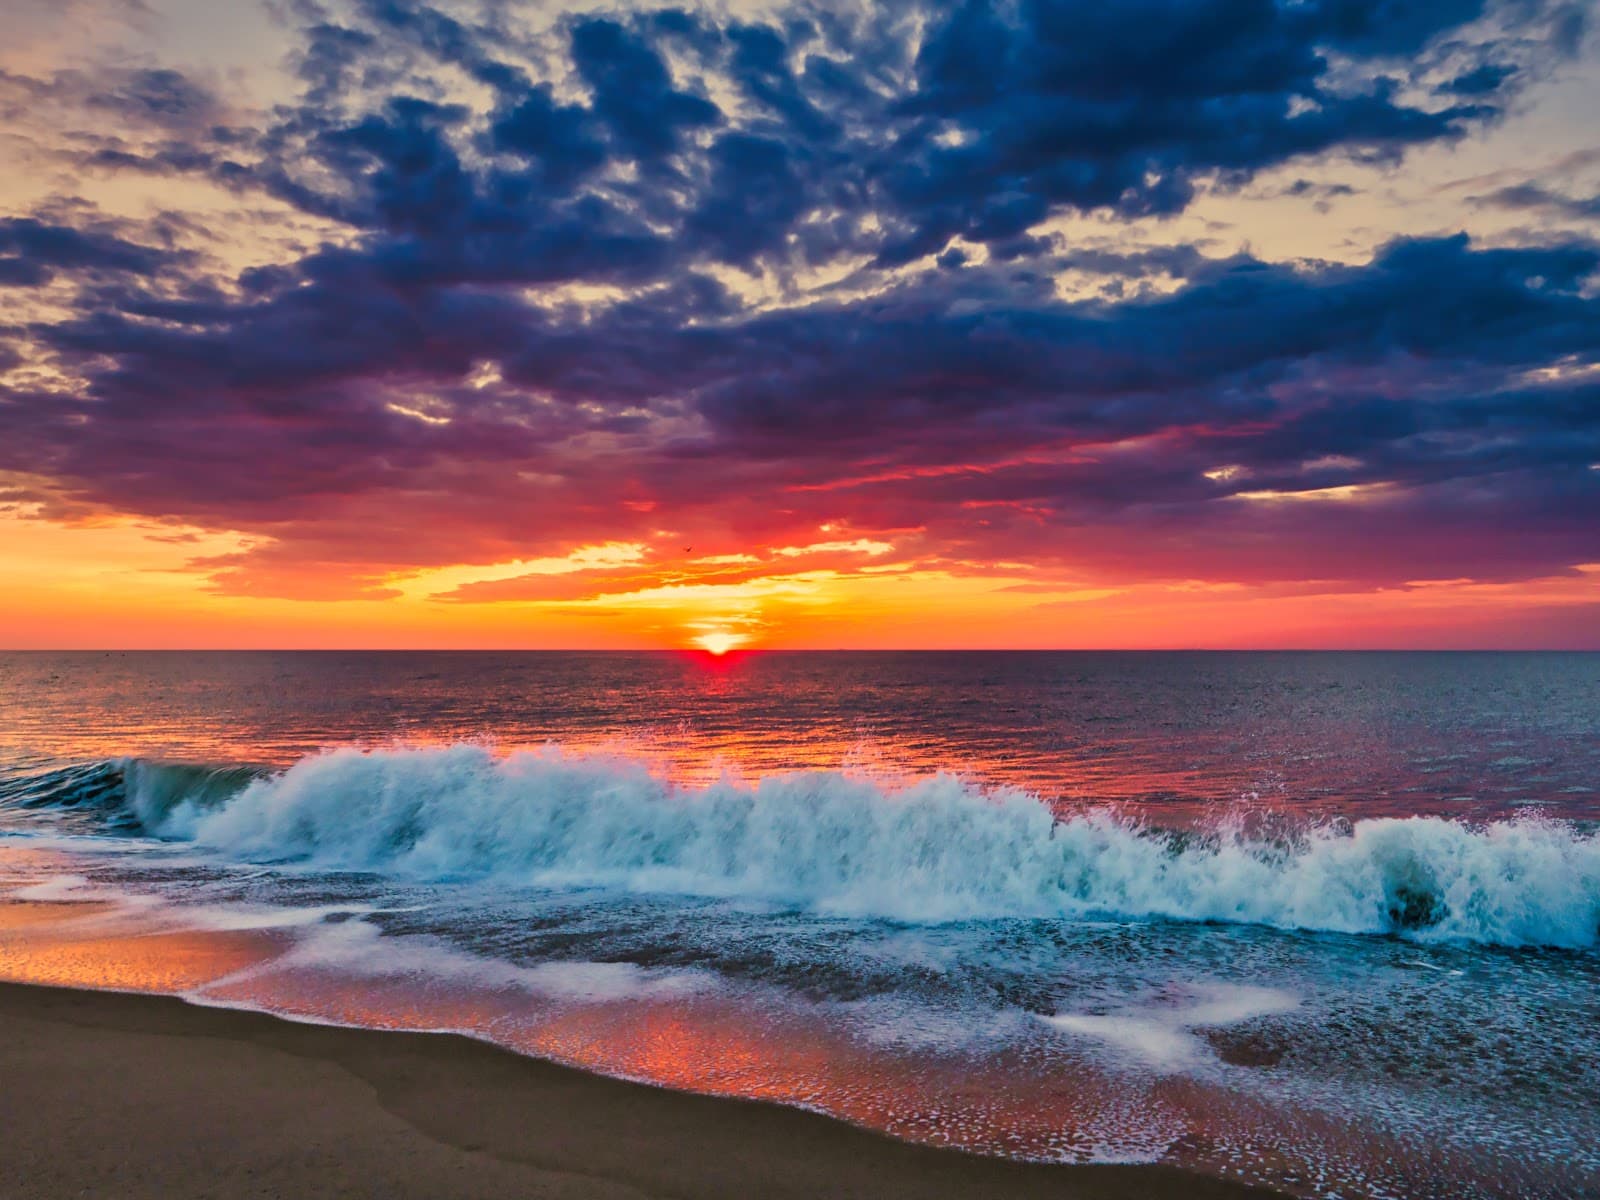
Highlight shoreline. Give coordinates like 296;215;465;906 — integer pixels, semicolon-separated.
0;980;1285;1200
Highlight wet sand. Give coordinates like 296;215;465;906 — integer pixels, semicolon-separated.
0;981;1285;1200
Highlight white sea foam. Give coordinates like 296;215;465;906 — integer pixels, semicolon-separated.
1043;984;1301;1071
11;874;94;902
127;743;1600;947
252;917;709;1002
179;902;382;932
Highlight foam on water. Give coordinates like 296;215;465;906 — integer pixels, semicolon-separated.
255;917;712;1002
4;745;1598;947
12;874;95;902
108;744;1600;948
1042;984;1302;1071
5;814;1600;1197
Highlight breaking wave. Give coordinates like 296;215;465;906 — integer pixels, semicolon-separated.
5;745;1598;947
0;758;261;833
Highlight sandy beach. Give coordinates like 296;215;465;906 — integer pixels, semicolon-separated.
0;981;1285;1200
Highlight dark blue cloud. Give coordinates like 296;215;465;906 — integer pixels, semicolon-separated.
1438;61;1521;95
569;17;721;164
1;0;1596;593
488;86;608;189
1474;182;1600;220
0;66;222;134
86;68;222;126
0;218;177;288
873;0;1510;261
78;0;1536;274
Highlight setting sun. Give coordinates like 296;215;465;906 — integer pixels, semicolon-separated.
691;630;748;655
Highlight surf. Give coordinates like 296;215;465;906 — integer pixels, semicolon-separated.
5;744;1597;948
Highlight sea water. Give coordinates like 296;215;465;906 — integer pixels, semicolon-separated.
2;651;1597;1197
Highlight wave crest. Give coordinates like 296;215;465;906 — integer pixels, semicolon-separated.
6;746;1596;946
132;745;1600;948
0;758;257;832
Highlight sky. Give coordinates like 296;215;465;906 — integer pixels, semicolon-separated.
1;0;1598;650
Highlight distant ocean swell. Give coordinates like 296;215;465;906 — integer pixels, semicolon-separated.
4;745;1597;948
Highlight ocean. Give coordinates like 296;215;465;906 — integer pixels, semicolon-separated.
2;651;1597;1197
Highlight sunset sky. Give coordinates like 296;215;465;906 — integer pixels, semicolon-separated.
2;0;1598;649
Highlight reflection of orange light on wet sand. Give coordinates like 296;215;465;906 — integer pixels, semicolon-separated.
511;1000;1169;1159
0;898;281;994
520;1005;823;1101
203;965;528;1037
1;881;1357;1174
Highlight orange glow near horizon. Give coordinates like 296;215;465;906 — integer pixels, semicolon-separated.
2;509;1598;649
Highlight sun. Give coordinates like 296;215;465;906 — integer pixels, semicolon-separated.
691;630;748;655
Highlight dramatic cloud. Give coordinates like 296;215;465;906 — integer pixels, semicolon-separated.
0;0;1596;635
0;217;179;287
1474;181;1600;219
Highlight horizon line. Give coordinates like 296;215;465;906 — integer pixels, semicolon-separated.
4;647;1598;654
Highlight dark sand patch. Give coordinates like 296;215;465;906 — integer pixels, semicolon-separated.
0;981;1286;1199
